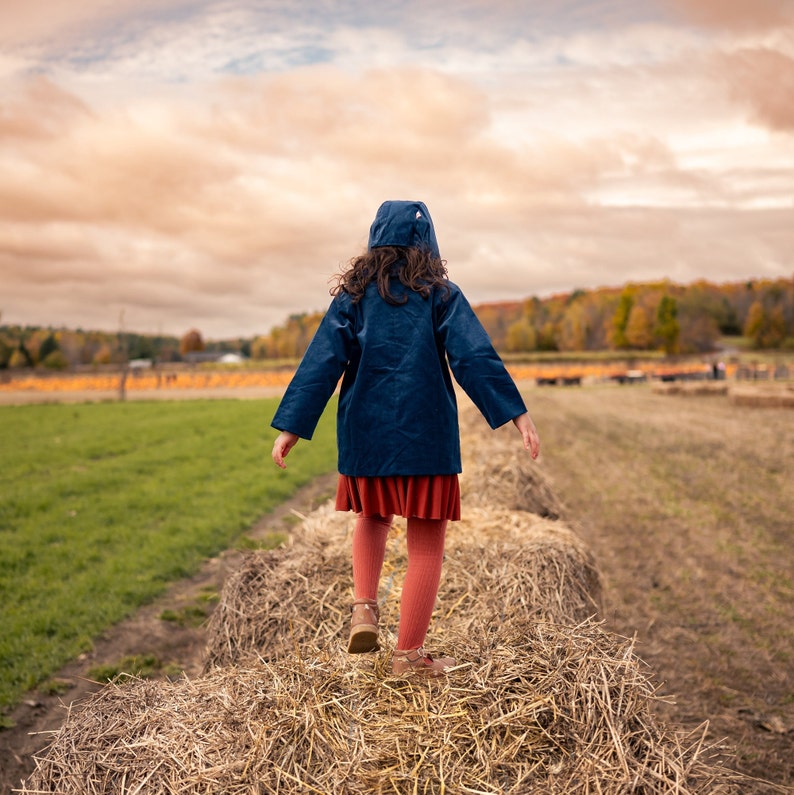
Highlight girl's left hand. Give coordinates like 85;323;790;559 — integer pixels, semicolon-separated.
272;431;300;469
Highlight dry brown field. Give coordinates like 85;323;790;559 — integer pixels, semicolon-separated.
524;382;793;788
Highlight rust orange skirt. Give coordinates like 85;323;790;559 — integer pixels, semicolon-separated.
335;474;461;521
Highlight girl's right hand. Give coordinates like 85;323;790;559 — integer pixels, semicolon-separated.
512;413;540;460
272;431;300;469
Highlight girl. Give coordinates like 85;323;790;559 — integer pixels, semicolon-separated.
271;200;540;676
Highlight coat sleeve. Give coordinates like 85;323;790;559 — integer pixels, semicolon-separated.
270;295;354;439
435;284;527;429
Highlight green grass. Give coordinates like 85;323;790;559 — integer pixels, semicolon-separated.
0;398;337;712
86;654;182;684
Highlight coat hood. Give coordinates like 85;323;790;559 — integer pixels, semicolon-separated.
367;200;440;259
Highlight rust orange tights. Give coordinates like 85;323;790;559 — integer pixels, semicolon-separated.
351;514;448;651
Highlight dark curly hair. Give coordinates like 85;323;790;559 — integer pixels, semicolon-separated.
330;246;450;305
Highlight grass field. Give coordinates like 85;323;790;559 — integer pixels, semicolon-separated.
0;398;337;714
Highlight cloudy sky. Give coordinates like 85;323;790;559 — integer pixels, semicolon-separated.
2;0;793;339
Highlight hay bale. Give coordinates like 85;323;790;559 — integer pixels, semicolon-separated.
202;505;357;669
22;621;739;794
203;507;600;669
729;385;794;408
459;408;565;519
443;511;602;627
652;382;728;397
651;381;683;395
462;450;565;519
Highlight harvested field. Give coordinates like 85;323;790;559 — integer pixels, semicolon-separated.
525;384;794;790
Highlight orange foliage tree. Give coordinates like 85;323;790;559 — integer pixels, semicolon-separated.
179;329;205;356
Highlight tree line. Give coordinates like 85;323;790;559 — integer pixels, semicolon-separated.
0;325;250;371
474;277;794;355
2;277;792;371
249;277;794;359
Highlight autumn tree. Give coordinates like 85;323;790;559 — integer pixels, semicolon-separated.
610;288;634;349
684;280;741;335
42;349;69;369
505;319;536;352
250;312;326;359
743;301;765;347
768;306;787;348
557;300;588;351
20;328;65;365
625;305;654;349
0;336;13;368
678;308;720;353
474;302;522;350
93;344;113;365
38;332;59;363
522;296;559;352
15;340;34;367
9;348;29;368
744;301;786;349
558;290;606;352
179;329;205;356
654;294;680;355
249;334;272;360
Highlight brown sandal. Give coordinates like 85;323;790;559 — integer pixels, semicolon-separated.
392;647;456;676
347;598;380;653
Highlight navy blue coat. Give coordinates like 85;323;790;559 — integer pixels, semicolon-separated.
271;278;527;477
